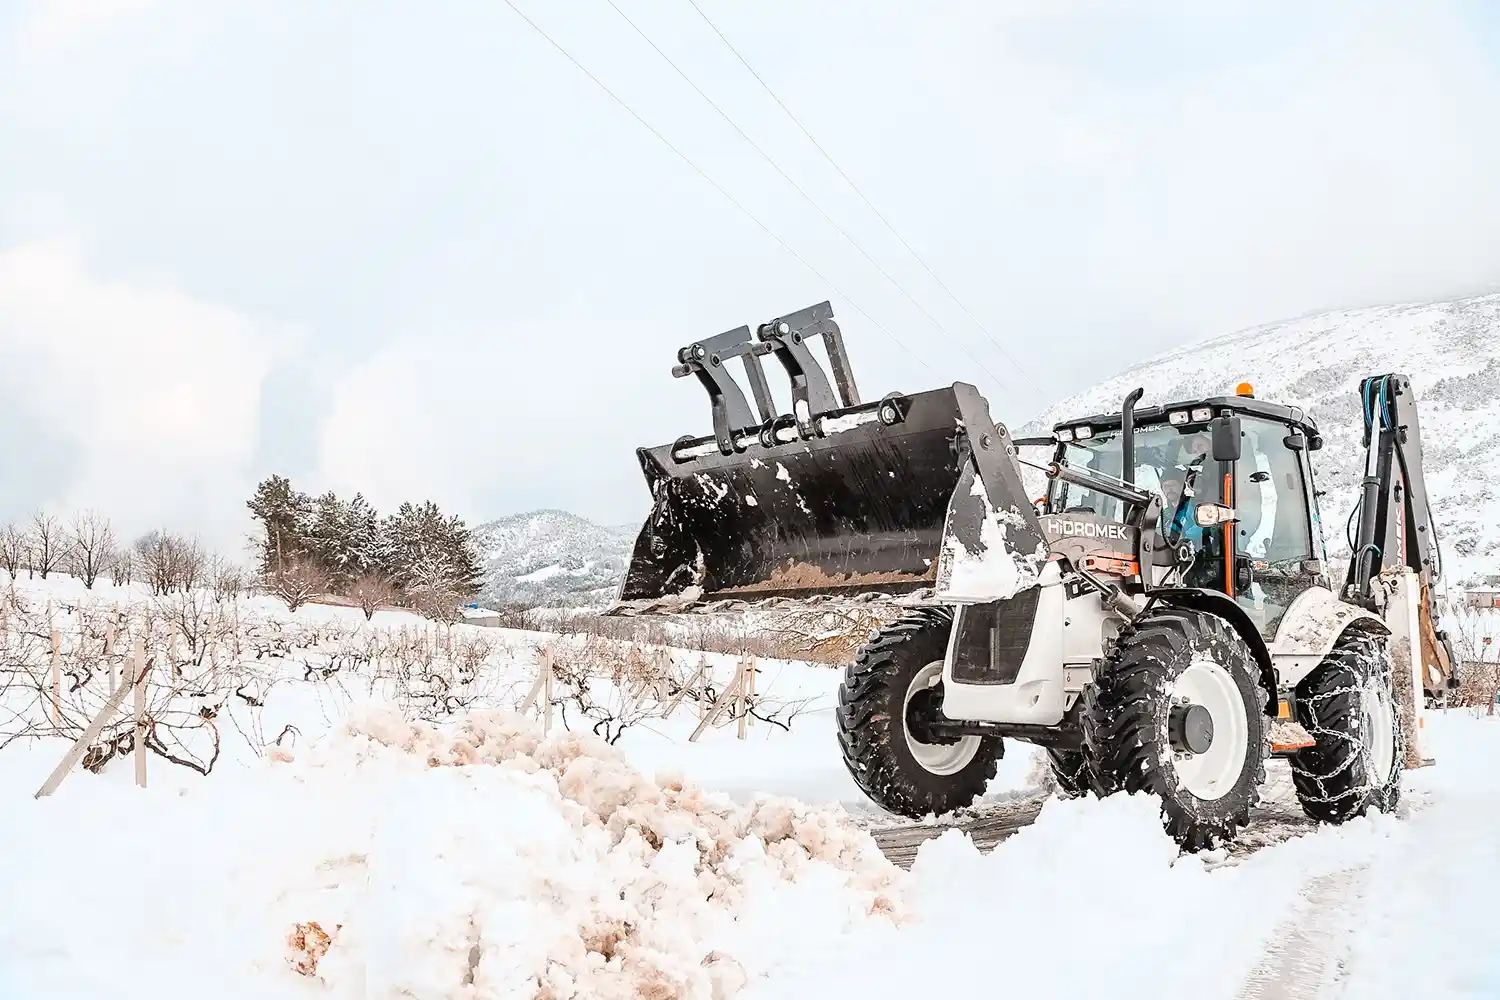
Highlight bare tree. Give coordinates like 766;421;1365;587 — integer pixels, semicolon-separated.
134;531;206;596
267;557;329;612
348;572;397;620
67;511;115;589
28;511;69;580
1446;604;1500;713
206;554;248;602
109;549;135;587
0;523;24;579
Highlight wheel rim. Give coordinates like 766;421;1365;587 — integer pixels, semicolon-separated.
903;662;981;776
1169;657;1250;801
1362;676;1397;787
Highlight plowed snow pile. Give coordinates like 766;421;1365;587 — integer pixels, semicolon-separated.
1;706;902;1000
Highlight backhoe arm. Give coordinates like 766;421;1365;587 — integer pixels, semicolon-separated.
1343;373;1455;698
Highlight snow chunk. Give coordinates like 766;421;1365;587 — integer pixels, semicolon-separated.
695;473;731;505
818;410;880;434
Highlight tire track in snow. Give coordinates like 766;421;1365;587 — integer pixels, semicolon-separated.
865;764;1319;868
1235;865;1371;1000
864;794;1048;867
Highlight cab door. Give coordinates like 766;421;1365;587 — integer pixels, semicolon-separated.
1232;416;1321;631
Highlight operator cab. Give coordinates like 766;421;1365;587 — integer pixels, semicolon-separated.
1043;388;1329;631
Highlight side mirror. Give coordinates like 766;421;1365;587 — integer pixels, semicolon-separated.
1194;502;1237;528
1210;414;1242;462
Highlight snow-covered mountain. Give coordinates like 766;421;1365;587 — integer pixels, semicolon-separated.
472;509;637;607
1020;292;1500;585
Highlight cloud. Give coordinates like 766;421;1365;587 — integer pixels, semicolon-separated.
315;342;475;517
0;238;295;548
14;0;162;54
313;325;685;528
6;1;1500;530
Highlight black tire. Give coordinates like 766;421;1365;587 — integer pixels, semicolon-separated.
836;608;1003;819
1046;748;1091;799
1082;606;1268;852
1290;630;1404;824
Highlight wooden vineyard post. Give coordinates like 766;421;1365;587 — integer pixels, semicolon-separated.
746;656;757;730
51;626;63;729
690;664;746;743
105;618;118;694
660;659;707;720
133;638;149;789
736;656;748;741
518;648;556;736
33;641;150;799
652;648;671;703
544;663;553;735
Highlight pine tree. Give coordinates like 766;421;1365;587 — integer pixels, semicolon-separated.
440;512;484;599
306;491;352;587
334;493;383;586
246;475;313;575
375;501;484;617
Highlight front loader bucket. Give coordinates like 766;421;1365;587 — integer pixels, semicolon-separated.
615;384;1050;607
613;302;1049;610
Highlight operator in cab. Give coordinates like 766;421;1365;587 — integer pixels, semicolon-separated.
1159;432;1219;588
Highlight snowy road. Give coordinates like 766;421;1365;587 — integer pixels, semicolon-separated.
780;715;1500;1000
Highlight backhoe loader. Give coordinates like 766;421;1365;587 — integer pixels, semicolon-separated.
614;302;1458;850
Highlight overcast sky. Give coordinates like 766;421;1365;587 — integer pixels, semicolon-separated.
2;0;1499;553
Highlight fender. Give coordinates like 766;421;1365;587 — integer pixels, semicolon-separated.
1143;588;1278;715
1269;585;1390;689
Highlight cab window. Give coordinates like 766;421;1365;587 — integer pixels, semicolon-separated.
1235;417;1313;565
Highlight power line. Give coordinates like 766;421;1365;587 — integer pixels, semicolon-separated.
497;0;934;376
600;0;1014;398
682;0;1047;406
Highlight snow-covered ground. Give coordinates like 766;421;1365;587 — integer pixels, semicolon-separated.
2;574;1498;998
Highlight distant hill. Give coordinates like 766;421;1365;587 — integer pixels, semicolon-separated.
472;509;636;608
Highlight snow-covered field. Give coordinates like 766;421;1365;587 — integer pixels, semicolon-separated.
2;574;1498;999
